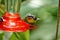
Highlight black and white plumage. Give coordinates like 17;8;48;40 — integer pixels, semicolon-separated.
25;13;39;24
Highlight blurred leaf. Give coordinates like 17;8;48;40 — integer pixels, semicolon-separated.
9;30;29;40
3;32;13;40
24;30;30;40
0;33;4;40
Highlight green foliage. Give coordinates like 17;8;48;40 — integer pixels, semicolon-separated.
10;30;29;40
0;33;4;40
0;0;59;40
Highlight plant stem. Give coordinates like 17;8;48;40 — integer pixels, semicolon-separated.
5;0;21;12
14;0;21;13
8;0;10;12
5;0;8;11
55;0;60;40
17;0;21;12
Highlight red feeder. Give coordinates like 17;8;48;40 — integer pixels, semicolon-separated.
0;0;36;32
0;11;30;32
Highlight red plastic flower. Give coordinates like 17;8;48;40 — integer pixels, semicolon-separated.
0;11;30;32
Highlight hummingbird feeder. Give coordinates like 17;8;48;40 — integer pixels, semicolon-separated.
0;0;31;32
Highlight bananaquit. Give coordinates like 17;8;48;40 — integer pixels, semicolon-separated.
25;13;39;24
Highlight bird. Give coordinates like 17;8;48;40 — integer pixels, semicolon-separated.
25;13;39;30
25;13;39;24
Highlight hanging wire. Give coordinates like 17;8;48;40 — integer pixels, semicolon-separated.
55;0;60;40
